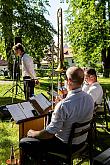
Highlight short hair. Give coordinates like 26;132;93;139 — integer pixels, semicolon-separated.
86;68;97;77
66;66;84;85
13;43;24;52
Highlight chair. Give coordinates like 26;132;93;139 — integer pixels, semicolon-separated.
93;148;110;165
47;119;93;165
94;94;110;131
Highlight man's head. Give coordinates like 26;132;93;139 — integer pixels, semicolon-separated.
65;66;84;91
13;43;24;57
84;68;97;85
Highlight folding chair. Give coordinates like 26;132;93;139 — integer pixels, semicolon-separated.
47;119;93;165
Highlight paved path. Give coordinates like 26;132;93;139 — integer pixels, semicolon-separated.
0;80;12;84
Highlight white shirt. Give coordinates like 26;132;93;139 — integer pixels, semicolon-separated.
83;82;103;105
46;88;94;144
22;53;36;79
82;82;90;92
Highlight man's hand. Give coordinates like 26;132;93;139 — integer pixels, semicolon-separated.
55;95;62;104
27;129;39;138
27;129;54;139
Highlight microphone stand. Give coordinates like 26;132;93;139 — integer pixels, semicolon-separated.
3;54;24;103
12;55;16;103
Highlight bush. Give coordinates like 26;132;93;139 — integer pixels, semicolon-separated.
35;69;52;77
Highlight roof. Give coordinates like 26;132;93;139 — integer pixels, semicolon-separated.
64;44;73;58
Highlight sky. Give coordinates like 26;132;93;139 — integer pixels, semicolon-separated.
45;0;68;29
45;0;69;42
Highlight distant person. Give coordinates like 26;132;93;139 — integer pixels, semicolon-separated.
82;68;103;105
3;68;8;77
13;43;39;99
19;66;94;165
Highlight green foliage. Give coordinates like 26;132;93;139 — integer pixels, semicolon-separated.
98;77;110;93
65;0;110;69
0;38;6;58
35;68;52;77
0;0;56;62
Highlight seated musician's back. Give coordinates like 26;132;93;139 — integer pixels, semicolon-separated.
19;66;94;165
82;68;103;105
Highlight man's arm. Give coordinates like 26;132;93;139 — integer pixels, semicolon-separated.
27;129;54;139
27;102;65;140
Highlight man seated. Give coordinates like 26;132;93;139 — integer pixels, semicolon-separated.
82;68;103;106
19;66;94;165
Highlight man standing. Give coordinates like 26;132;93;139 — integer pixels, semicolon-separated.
13;43;39;99
19;66;94;164
82;68;103;105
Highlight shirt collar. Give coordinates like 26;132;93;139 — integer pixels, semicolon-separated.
21;52;25;58
90;82;99;86
67;87;82;96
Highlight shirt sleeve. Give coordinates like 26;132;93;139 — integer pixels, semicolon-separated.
82;83;90;92
87;87;99;103
23;56;36;79
46;101;67;134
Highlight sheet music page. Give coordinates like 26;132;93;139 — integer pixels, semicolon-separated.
34;94;51;110
6;104;26;122
20;102;35;118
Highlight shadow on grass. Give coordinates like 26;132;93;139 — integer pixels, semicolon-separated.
102;84;110;94
97;129;110;148
0;97;24;106
93;128;110;158
96;115;110;126
39;81;58;91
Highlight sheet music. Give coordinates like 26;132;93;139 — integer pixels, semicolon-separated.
6;104;26;122
31;94;51;111
20;102;35;118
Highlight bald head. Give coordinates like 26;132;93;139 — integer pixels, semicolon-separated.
66;66;84;86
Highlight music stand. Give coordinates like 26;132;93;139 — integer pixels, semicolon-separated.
3;55;24;103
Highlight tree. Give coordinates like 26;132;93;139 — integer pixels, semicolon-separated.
66;0;110;77
0;0;56;76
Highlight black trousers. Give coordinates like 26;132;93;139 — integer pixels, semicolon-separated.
19;136;85;165
23;76;35;100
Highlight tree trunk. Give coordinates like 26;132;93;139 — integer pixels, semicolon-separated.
102;48;110;77
101;0;110;77
102;0;110;77
1;0;14;78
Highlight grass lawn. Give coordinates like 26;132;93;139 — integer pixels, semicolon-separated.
0;76;110;164
98;77;110;94
0;77;55;164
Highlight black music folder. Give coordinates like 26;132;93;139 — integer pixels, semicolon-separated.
29;93;52;114
6;93;52;124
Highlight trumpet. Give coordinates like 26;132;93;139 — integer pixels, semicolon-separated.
56;8;64;72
